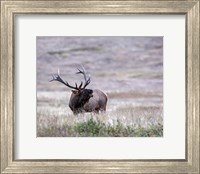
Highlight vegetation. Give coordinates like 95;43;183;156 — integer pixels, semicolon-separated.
36;91;163;137
37;114;163;137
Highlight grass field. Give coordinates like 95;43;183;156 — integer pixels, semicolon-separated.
37;91;163;137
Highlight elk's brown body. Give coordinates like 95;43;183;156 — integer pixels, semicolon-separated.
50;66;107;114
69;89;107;114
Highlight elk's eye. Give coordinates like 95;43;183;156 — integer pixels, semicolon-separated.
72;90;78;94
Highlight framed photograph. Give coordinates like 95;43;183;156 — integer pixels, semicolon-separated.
1;0;199;173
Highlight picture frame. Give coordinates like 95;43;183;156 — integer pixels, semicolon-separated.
1;0;199;173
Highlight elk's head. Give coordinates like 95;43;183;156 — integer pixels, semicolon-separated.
50;66;93;112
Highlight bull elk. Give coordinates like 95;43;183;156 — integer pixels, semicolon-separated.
50;66;107;114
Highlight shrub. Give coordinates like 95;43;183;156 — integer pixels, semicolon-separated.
74;117;106;136
73;118;163;137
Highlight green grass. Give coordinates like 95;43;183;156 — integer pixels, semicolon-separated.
37;116;163;137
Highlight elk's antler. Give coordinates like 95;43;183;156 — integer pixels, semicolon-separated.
76;65;91;89
50;69;82;90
